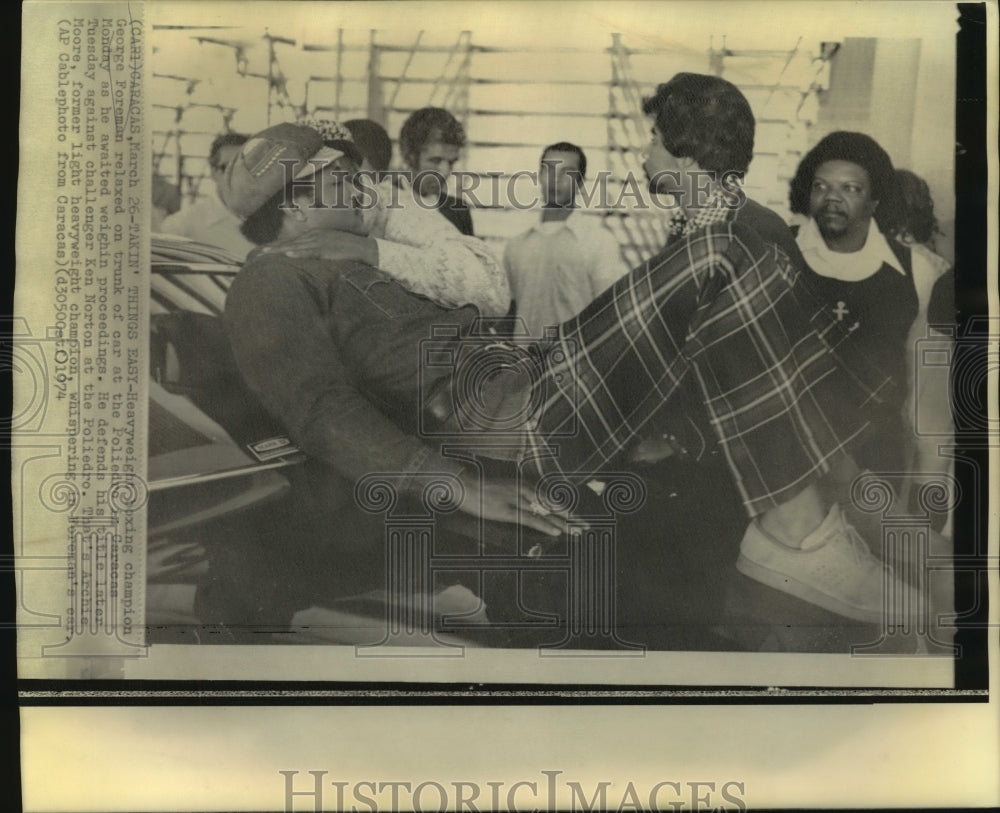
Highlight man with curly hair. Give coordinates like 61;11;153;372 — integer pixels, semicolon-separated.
398;106;476;235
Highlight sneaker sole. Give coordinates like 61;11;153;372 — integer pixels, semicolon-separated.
735;554;886;625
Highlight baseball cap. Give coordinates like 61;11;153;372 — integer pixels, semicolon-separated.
223;121;362;218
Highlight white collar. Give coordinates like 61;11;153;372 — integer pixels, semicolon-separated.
531;209;588;237
796;216;905;281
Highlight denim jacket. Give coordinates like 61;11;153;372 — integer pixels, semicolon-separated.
224;252;479;494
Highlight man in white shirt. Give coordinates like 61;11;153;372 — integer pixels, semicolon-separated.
503;142;628;336
160;132;257;260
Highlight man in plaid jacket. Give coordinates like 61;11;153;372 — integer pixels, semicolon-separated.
225;74;913;627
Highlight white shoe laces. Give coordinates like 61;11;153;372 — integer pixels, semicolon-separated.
832;513;880;569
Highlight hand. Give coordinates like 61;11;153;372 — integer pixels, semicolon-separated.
262;229;378;265
455;471;583;537
629;436;684;465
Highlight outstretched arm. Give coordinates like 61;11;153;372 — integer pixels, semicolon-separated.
374;183;510;315
262;194;511;316
376;228;511;316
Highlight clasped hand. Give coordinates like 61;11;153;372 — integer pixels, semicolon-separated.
454;471;584;538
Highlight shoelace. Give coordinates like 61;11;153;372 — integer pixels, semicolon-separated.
831;512;882;568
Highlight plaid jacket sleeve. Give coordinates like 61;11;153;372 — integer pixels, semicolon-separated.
530;221;893;516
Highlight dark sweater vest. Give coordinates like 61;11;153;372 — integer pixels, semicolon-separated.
792;223;919;471
792;224;918;406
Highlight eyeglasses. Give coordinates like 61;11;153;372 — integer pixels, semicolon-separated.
211;161;229;172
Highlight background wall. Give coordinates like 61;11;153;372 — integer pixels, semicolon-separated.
150;10;956;265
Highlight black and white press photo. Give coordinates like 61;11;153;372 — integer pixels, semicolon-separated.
12;1;996;810
138;2;973;674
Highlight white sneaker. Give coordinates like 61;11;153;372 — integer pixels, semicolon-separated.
736;504;916;625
